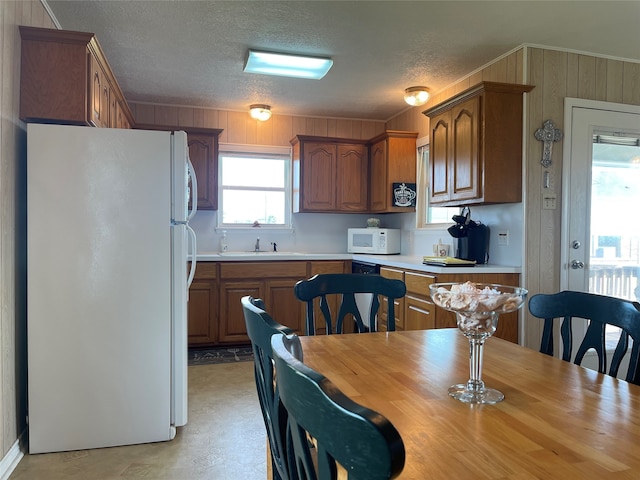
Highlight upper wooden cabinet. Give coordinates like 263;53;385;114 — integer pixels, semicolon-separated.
19;26;134;129
186;128;223;210
423;82;534;206
369;130;418;213
291;131;418;214
291;136;369;213
136;125;223;210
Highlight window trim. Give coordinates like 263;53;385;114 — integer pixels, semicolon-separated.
217;143;292;230
415;136;458;229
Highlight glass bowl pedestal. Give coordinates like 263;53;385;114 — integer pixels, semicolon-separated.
429;283;528;404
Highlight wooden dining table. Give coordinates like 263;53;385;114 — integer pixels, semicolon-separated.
298;328;640;479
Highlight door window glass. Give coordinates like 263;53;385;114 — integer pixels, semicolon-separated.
589;135;640;303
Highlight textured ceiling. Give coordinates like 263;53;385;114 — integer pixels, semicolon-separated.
45;1;640;121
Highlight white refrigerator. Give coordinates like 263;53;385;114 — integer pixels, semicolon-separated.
26;123;197;454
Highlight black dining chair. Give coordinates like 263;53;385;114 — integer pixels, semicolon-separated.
528;290;640;384
241;296;303;480
293;273;406;335
271;333;406;480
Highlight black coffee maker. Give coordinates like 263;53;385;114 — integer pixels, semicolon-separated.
447;207;490;264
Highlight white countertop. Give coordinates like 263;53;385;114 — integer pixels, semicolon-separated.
351;254;521;274
193;252;520;274
195;252;353;261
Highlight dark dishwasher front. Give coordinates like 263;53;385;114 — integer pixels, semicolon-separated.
352;261;380;275
351;261;380;330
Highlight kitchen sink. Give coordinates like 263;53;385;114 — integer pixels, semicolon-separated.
218;251;305;256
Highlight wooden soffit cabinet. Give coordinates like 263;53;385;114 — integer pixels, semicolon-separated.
19;26;135;129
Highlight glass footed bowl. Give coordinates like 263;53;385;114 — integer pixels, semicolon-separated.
429;282;527;339
429;282;528;404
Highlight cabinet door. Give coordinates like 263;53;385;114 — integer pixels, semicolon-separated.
430;113;450;203
90;55;109;128
219;280;264;343
188;278;218;345
302;143;336;211
266;279;305;334
450;96;480;201
336;144;368;212
189;133;218;210
369;139;388;211
114;100;131;129
380;267;404;331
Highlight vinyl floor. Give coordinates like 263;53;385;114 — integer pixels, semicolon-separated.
9;361;266;479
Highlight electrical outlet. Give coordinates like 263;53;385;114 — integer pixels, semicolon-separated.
543;193;557;210
497;231;509;246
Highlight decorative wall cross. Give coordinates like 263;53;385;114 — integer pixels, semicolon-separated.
535;119;563;168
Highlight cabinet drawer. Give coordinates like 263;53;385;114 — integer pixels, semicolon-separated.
404;295;436;330
193;262;218;279
404;271;436;296
220;261;308;279
310;261;349;275
380;267;403;281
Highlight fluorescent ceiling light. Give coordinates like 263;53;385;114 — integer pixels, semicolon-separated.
244;50;333;79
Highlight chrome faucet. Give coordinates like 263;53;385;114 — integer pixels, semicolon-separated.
254;237;260;252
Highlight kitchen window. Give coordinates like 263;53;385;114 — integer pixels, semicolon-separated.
218;144;292;228
416;143;458;228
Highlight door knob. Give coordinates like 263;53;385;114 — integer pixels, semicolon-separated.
570;260;585;269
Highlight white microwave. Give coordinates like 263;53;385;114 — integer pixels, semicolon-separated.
347;228;401;254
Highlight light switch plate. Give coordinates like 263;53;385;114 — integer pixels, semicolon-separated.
543;193;557;210
497;231;509;246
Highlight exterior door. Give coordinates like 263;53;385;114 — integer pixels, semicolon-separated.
562;99;640;371
562;99;640;299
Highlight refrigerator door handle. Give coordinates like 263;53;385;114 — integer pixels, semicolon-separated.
186;224;197;290
187;157;198;222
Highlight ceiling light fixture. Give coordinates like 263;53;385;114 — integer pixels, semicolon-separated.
404;86;430;106
244;49;333;79
249;104;272;121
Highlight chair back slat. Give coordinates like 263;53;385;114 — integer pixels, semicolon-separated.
271;334;406;480
528;291;640;385
294;273;406;335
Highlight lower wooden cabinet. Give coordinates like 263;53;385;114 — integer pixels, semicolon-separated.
380;266;520;343
189;260;350;347
187;263;219;345
189;260;518;345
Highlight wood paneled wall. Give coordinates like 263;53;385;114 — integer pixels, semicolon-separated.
386;46;640;348
523;48;640;347
1;0;57;460
130;103;386;145
386;49;525;136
